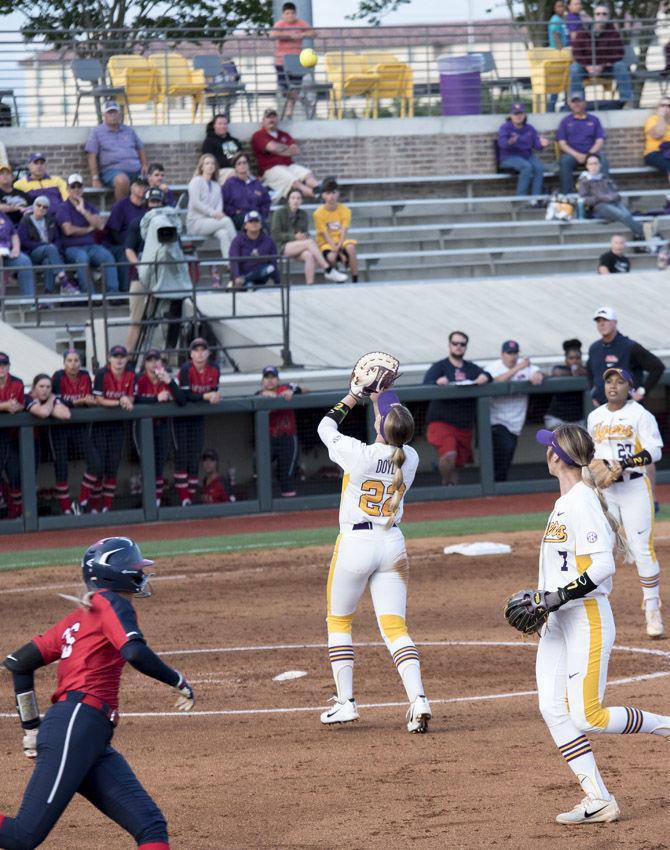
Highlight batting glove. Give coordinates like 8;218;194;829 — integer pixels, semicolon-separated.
173;673;195;711
22;728;38;759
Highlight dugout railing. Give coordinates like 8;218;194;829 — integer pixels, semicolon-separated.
1;373;669;534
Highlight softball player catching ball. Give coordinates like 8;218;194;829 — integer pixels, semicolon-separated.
505;425;670;825
0;536;194;849
317;381;431;732
587;367;664;637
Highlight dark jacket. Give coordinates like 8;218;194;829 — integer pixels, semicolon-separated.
587;331;665;403
222;176;272;222
572;24;625;68
577;173;621;210
271;206;310;253
229;231;280;281
16;213;61;254
201;133;242;169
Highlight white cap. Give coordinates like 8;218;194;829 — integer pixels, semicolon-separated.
67;173;84;186
593;306;617;321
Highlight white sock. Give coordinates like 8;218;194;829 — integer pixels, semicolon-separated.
327;633;354;701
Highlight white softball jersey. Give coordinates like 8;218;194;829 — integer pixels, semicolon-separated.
317;416;418;529
538;481;615;600
587;400;663;476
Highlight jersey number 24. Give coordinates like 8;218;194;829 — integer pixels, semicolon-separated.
358;479;406;517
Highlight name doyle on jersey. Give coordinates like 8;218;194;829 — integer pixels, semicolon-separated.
375;458;396;475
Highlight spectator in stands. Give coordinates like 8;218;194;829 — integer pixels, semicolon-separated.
0;209;35;296
566;0;587;43
597;233;630;273
544;338;588;429
200;449;231;503
201;115;242;184
186;154;236;288
0;164;29;225
423;331;492;486
13;152;67;209
556;93;608;193
271;2;314;120
548;0;568;48
587;306;664;406
252;108;321;199
223;152;272;230
578;153;644;241
0;351;24;518
271;187;346;284
56;173;119;294
643;98;670;184
146;162;175;205
229;211;280;289
124;187;168;352
497;103;550;201
17;195;78;296
570;4;632;106
256;365;307;497
313;178;358;282
485;340;544;482
105;175;148;292
85;100;148;201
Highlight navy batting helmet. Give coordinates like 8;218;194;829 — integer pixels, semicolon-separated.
82;537;154;597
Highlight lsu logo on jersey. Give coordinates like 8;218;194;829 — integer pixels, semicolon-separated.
592;422;634;442
543;520;568;543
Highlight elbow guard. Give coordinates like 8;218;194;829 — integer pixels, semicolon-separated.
4;640;44;674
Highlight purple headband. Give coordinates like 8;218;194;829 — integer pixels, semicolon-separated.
378;390;401;443
535;429;580;467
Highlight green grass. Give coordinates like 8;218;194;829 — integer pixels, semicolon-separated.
2;506;667;573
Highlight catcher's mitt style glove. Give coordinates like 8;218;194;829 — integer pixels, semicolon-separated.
349;352;400;400
589;458;623;489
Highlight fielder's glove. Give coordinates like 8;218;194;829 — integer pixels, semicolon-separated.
173;673;195;711
349;352;400;400
22;728;38;759
589;458;622;489
504;588;563;635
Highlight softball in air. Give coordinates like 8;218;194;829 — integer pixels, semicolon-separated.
300;48;318;68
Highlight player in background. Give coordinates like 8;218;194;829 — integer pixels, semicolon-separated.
0;536;194;849
134;349;185;508
51;349;99;514
317;388;431;732
25;375;71;493
0;351;25;518
587;368;665;637
174;338;221;506
91;345;136;512
522;425;670;825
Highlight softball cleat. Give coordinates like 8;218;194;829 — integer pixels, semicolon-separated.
555;795;620;824
643;601;664;639
320;697;359;725
406;695;432;733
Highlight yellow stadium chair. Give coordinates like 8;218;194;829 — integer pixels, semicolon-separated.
107;55;159;108
147;52;206;122
366;60;414;118
324;51;380;119
527;47;571;113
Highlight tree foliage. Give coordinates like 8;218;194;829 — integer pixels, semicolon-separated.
347;0;411;25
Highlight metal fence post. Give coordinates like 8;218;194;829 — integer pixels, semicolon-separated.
138;416;158;522
255;409;273;510
19;424;38;531
477;395;495;496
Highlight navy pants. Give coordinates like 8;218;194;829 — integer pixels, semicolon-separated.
271;434;299;494
0;699;168;849
492;423;518;482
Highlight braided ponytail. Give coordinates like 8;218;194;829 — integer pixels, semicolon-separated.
382;404;414;529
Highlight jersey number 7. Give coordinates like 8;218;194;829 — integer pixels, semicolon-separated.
358;479;406;517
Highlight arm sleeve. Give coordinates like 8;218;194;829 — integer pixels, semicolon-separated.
636;408;664;461
120;639;180;687
317;415;364;470
93;369;104;396
629;342;665;394
97;592;145;650
583;550;616;586
169;377;188;406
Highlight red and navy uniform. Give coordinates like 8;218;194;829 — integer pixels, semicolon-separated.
134;373;185;505
173;361;220;503
0;591;170;849
258;383;301;496
88;366;136;511
50;368;102;513
0;374;25;518
201;474;230;503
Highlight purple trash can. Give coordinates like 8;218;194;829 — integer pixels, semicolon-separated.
438;54;482;116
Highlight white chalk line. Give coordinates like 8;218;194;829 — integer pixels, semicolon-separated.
1;640;667;721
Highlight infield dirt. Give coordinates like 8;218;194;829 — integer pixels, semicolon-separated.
1;527;669;849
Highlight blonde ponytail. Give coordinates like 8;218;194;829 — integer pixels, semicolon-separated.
381;403;415;529
385;446;406;528
58;588;95;609
581;465;633;562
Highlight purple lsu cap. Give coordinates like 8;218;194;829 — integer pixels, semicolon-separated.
510;102;525;114
536;429;580;467
603;367;635;389
378;390;402;442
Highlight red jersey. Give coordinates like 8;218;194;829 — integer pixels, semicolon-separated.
93;366;135;400
0;373;25;406
179;362;220;399
135;372;173;400
52;368;92;407
251;128;295;175
257;383;298;437
201;474;230;503
31;590;144;710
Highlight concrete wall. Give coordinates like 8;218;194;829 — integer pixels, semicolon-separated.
0;109;654;182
